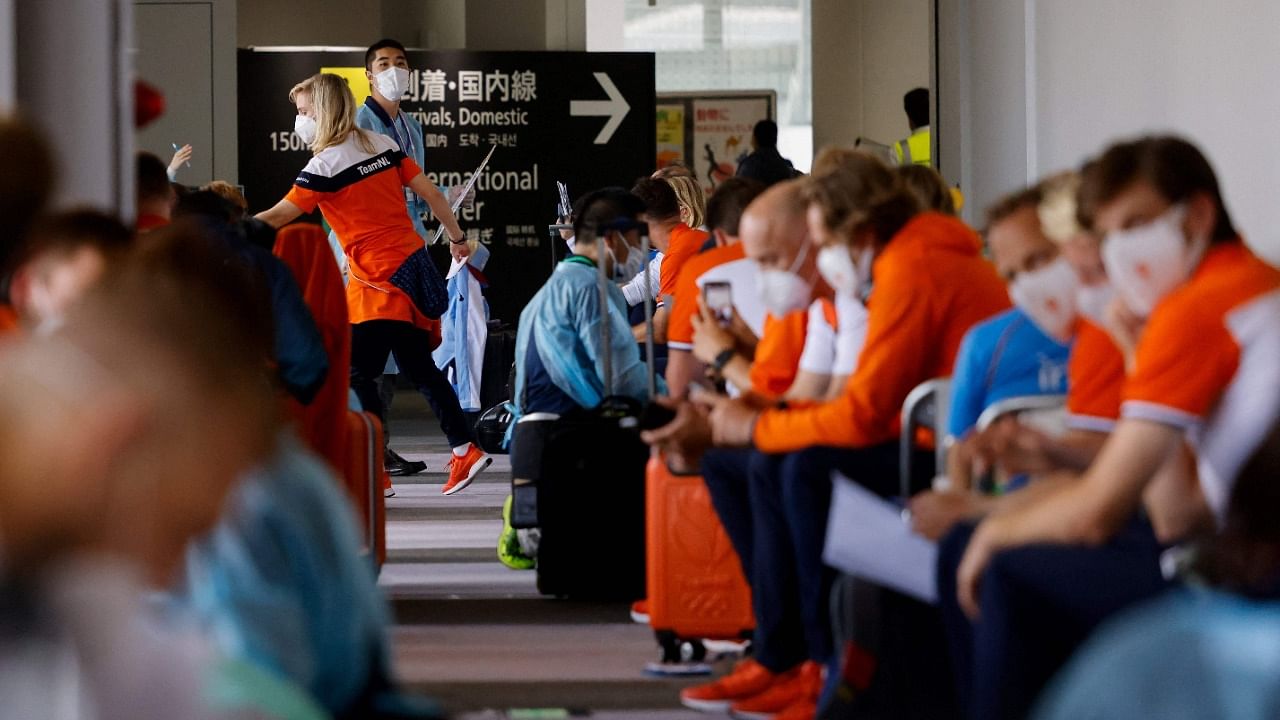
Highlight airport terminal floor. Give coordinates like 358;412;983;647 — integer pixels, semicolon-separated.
382;394;707;719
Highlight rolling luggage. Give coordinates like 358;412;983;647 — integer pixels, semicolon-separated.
516;231;658;600
478;322;517;411
344;410;388;568
645;455;755;663
531;397;649;600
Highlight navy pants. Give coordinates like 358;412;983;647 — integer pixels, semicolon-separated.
351;320;473;449
701;443;926;674
936;516;1170;720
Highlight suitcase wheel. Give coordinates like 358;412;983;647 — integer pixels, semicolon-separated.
655;630;707;664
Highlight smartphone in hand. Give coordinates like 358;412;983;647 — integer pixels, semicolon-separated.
703;281;733;326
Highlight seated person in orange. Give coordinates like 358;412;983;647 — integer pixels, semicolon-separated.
256;72;490;497
647;149;1010;720
910;173;1127;541
665;177;766;398
630;177;711;344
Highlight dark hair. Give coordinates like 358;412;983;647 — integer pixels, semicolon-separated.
19;210;133;268
1077;135;1237;244
706;177;766;236
984;185;1043;233
572;187;646;243
630;176;681;221
365;38;407;71
752;119;778;148
904;88;930;130
806;147;920;245
137;152;171;203
77;220;273;399
176;190;239;225
898;164;955;215
1197;419;1280;599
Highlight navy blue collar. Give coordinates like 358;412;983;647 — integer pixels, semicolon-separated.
363;96;395;128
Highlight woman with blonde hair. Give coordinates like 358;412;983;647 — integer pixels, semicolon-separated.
257;72;491;497
663;173;707;229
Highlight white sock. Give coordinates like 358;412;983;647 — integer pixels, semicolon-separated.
452;443;471;457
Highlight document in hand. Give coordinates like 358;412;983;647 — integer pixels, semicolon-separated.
822;473;938;603
430;144;498;246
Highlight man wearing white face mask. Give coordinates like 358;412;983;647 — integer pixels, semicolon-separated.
651;151;1010;719
945;136;1280;720
341;38;471;478
908;179;1129;542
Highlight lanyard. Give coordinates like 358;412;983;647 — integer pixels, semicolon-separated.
390;112;414;164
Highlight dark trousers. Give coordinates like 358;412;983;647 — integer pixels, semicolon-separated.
701;443;923;674
936;516;1170;720
351;320;472;449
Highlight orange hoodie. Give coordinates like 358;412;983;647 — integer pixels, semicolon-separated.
753;212;1010;453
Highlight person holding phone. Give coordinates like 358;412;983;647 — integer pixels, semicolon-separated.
664;178;766;398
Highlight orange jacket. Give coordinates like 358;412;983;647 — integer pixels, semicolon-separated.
273;224;351;479
753;212;1010;452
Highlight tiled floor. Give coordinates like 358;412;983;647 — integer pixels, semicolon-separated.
379;392;710;717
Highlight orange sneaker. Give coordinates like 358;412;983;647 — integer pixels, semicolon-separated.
442;444;492;495
630;599;650;624
729;661;822;720
680;659;778;713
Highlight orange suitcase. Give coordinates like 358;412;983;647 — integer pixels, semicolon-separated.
645;454;754;662
344;410;388;568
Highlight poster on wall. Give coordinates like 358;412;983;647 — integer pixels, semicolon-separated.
237;48;655;324
655;103;684;170
655;91;774;195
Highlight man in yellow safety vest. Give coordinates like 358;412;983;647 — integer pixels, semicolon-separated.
893;87;931;167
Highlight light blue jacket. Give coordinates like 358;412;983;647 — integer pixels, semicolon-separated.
433;244;491;411
175;434;439;718
512;258;657;424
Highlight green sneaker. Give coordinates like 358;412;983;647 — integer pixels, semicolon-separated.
498;494;535;570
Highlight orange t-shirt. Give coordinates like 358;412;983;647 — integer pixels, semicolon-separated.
668;242;747;349
753;212;1011;452
659;223;710;304
285;131;433;331
749;309;809;398
1064;318;1126;432
1121;241;1280;518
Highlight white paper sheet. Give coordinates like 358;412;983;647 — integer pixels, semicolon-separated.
822;473;939;604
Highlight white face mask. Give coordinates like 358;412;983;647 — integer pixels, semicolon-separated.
1102;204;1209;317
817;246;857;297
758;241;814;317
1075;282;1115;326
817;244;875;299
374;66;411;101
615;242;646;282
294;114;318;146
1009;256;1079;342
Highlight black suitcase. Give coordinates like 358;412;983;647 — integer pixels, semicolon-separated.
532;397;649;600
479;322;517;411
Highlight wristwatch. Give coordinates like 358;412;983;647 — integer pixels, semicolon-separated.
711;347;737;373
449;235;467;245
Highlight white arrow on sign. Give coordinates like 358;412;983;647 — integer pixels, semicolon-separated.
570;72;631;145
